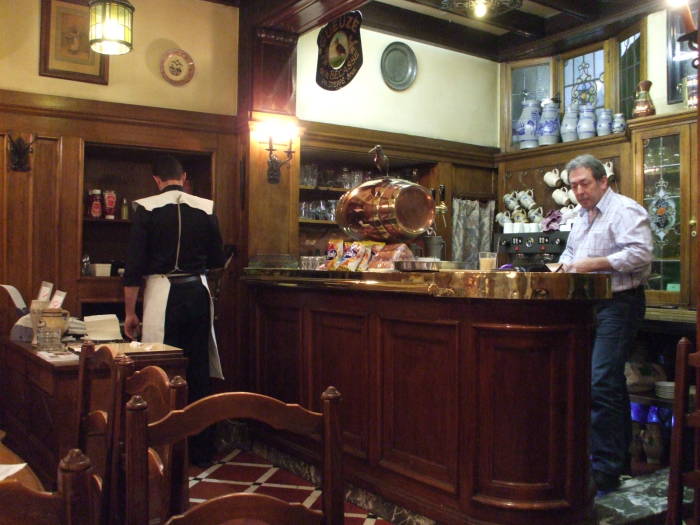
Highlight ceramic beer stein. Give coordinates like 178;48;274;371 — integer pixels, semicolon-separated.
543;169;561;188
552;187;571;206
517;189;536;210
495;210;511;226
511;207;528;223
503;191;519;211
527;206;544;223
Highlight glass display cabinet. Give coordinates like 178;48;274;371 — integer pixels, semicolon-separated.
632;116;697;306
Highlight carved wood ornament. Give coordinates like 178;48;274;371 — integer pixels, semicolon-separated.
7;134;34;172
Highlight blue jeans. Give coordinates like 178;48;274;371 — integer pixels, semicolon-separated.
591;286;645;477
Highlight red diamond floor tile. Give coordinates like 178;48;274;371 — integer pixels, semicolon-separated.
188;449;397;524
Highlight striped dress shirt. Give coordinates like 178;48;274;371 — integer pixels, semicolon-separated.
559;188;652;292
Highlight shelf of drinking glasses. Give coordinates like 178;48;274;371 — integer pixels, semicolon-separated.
299;185;349;193
298;218;337;225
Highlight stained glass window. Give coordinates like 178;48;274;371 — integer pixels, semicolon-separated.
510;63;550;145
619;33;641;118
563;49;605;109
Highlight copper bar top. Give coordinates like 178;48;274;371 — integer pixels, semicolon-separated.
242;268;611;301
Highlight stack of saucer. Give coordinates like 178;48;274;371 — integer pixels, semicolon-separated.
655;381;675;399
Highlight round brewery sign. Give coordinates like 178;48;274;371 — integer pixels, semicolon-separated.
316;11;363;91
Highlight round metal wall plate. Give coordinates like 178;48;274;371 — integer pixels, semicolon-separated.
380;42;417;91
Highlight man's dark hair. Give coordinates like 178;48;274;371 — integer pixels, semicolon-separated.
565;154;607;181
152;155;183;180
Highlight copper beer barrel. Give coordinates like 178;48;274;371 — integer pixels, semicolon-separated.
335;178;435;242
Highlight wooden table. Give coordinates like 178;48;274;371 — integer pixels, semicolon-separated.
0;339;186;488
0;439;44;491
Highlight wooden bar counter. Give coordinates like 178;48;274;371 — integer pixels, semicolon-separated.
243;268;611;525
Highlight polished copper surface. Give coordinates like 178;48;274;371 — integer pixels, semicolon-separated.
335;178;435;242
243;268;611;300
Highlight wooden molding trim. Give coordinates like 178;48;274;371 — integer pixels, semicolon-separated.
300;120;498;167
625;110;697;131
495;132;630;163
0;89;238;135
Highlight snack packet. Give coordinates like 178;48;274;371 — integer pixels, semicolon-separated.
336;242;366;271
324;238;345;270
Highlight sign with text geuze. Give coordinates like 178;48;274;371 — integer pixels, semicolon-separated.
316;11;363;91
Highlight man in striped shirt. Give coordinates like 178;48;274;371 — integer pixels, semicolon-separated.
559;154;652;494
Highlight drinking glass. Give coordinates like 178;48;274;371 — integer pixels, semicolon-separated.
479;251;497;271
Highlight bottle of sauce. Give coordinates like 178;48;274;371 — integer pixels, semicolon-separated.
103;189;117;220
121;197;129;220
88;189;102;218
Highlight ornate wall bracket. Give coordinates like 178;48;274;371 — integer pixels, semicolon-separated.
7;134;34;172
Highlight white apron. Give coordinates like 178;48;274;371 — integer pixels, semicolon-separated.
142;274;224;379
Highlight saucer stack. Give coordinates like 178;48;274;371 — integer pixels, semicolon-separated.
654;381;697;400
655;381;675;399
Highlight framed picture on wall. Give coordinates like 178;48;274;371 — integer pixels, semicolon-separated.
666;5;697;104
39;0;109;85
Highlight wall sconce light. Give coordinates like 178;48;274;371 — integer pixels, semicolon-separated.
265;137;294;184
252;119;299;184
88;0;135;55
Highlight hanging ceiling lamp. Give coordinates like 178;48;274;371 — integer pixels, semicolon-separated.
457;0;522;18
88;0;135;55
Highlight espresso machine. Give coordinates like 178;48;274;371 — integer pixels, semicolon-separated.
496;231;570;271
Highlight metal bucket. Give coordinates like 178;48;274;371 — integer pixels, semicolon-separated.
335;178;435;242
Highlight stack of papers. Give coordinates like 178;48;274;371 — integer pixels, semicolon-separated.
83;314;122;341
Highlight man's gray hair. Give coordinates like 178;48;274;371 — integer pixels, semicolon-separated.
565;154;607;181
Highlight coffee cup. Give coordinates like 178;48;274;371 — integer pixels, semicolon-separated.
517;189;536;210
543;169;561;188
604;160;615;180
552;187;570;206
560;169;569;186
568;188;579;205
495;210;511;226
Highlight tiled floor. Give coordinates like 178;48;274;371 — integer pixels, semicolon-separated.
188;449;393;524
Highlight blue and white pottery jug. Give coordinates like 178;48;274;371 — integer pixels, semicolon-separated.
596;109;612;136
536;101;560;146
577;104;596;140
560;104;578;142
515;99;540;149
612;113;627;133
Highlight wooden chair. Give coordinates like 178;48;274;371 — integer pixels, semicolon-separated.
74;343;119;524
0;448;100;525
125;387;343;525
75;342;188;524
666;337;698;525
164;492;323;524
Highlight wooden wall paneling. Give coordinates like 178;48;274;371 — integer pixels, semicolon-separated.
0;133;13;337
470;324;571;507
246;132;300;258
59;137;84;317
254;293;302;403
252;29;298;114
379;315;460;494
309;306;370;459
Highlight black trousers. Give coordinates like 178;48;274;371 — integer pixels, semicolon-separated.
163;279;213;459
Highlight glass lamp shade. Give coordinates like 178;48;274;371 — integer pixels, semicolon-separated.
88;0;135;55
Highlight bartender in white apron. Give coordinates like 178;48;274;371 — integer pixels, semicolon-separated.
123;155;225;466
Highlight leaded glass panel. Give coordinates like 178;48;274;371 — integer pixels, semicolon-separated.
563;49;605;109
643;134;681;292
510;63;550;145
619;33;641;119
